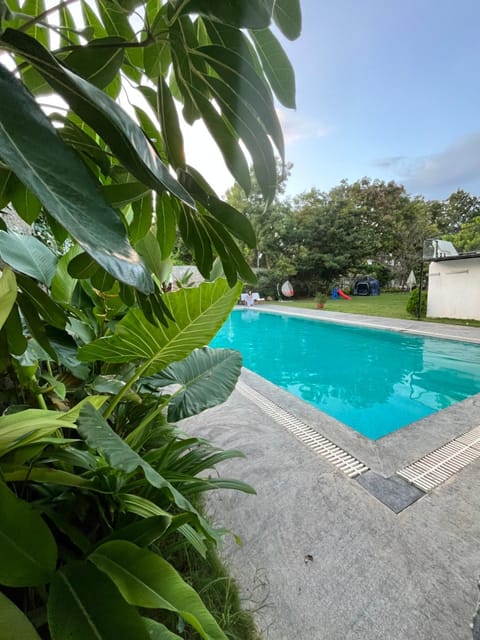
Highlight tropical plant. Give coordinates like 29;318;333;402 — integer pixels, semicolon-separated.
0;1;301;638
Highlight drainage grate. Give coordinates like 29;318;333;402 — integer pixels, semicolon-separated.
398;426;480;492
236;381;369;478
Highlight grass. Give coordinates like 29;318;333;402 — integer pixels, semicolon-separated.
163;538;262;640
271;292;412;319
270;292;480;327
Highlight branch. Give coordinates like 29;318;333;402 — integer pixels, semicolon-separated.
18;0;79;33
53;34;155;55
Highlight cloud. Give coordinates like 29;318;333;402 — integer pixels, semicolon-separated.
375;134;480;197
277;109;330;145
373;156;408;170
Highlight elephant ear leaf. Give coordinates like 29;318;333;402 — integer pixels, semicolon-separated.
143;347;242;421
0;63;152;293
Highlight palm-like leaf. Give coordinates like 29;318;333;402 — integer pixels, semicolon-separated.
78;279;241;377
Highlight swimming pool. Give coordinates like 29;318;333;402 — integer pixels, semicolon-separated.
211;310;480;440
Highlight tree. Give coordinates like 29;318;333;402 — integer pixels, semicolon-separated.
445;216;480;252
226;161;294;273
431;189;480;236
290;187;368;294
0;1;301;637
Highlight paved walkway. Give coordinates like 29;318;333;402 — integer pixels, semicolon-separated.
182;310;480;639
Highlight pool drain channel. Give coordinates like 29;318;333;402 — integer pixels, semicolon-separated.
397;425;480;491
236;380;369;478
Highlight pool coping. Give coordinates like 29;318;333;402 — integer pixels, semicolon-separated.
236;304;480;477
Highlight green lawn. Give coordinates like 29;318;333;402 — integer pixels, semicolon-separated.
270;293;480;327
271;292;412;318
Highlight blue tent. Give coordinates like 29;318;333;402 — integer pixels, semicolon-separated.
353;276;380;296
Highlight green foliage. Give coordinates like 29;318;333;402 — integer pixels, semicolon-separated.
0;1;300;637
252;269;279;298
406;289;427;318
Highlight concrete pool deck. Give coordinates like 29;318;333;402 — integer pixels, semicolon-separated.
181;308;480;639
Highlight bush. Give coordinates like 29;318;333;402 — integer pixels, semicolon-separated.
407;289;427;317
255;269;279;298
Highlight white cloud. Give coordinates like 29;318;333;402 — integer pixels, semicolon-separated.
375;134;480;197
277;109;330;145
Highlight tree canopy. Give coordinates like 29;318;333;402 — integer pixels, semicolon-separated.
227;174;478;295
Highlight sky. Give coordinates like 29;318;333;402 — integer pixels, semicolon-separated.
186;0;480;202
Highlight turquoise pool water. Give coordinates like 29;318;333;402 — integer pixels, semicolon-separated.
211;310;480;440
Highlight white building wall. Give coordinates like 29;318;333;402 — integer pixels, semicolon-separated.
427;257;480;320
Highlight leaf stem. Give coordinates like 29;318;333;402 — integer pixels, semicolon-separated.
36;392;48;410
103;359;151;419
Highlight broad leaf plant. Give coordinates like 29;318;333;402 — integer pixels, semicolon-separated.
0;1;300;638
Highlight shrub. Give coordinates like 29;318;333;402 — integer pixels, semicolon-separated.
407;289;427;317
254;269;279;298
0;2;300;637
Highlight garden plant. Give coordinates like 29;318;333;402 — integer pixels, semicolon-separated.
0;0;301;638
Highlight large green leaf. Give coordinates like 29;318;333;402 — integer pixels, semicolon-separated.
1;29;194;209
59;119;111;176
130;192;153;243
188;87;251;194
101;182;150;208
16;293;57;360
16;274;67;328
136;230;170;282
0;231;57;286
105;515;172;547
155;192;178;260
64;37;125;89
0;481;57;587
9;177;42;224
177;205;214;277
180;168;255;247
3;301;27;355
250;28;296;108
0;408;75;456
78;279;241;375
1;464;93;489
206;77;277;202
90;541;228;640
195;44;284;159
0;592;41;640
145;347;242;421
157;76;185;170
142;618;182;640
273;0;302;40
0;63;152;293
0;268;17;331
51;244;83;304
144;36;171;80
180;0;272;30
48;561;150;640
